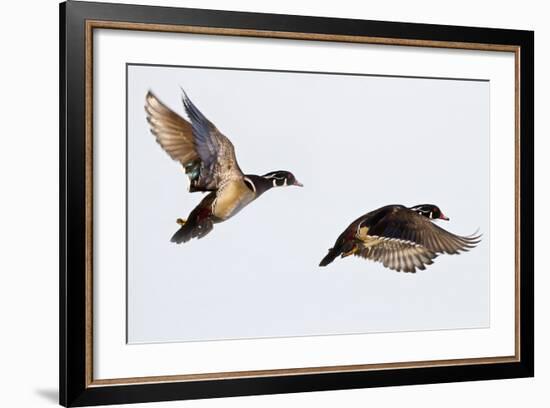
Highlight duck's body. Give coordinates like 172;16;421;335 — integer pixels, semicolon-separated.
171;174;283;242
211;178;255;220
319;204;481;273
145;90;302;243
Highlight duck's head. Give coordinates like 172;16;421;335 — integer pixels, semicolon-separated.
409;204;449;221
262;171;303;187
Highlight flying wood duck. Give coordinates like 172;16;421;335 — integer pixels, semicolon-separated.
145;90;302;243
319;204;481;273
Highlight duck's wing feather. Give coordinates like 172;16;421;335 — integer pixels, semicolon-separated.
181;91;244;190
366;208;481;255
145;91;198;165
145;91;243;192
355;240;438;273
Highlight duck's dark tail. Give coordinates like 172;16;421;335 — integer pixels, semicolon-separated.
319;247;342;267
170;218;214;244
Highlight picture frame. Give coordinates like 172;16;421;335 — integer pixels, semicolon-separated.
60;1;534;406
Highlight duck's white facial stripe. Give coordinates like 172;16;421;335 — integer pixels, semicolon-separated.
270;177;287;187
243;177;256;193
417;209;435;219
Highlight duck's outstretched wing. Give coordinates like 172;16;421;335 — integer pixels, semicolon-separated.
354;240;438;273
145;91;197;165
145;91;243;192
366;208;481;255
181;91;244;189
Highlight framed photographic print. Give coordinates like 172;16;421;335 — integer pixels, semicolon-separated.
59;1;534;406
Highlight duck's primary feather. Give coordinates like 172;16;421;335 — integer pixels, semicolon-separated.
145;92;197;166
181;91;244;191
354;239;437;272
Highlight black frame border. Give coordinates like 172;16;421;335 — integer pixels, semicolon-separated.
60;1;534;406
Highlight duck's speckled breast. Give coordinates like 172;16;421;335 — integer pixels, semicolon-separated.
212;179;255;220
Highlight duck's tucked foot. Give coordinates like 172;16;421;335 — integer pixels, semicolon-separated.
176;218;187;226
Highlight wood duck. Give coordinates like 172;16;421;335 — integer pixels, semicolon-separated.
145;90;302;243
319;204;481;273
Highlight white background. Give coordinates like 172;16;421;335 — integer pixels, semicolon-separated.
127;60;491;343
0;0;545;407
